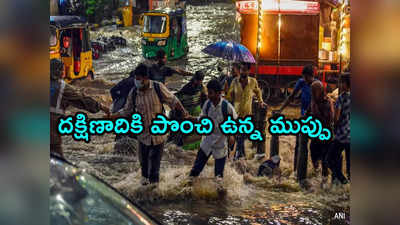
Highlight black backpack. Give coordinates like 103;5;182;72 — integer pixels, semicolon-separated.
110;77;135;113
110;79;164;113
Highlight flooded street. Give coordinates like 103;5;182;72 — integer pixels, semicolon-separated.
90;3;239;88
63;3;350;225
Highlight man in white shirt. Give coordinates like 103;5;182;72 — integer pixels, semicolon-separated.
189;79;237;180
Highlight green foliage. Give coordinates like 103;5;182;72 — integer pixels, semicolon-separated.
82;0;117;23
83;0;102;16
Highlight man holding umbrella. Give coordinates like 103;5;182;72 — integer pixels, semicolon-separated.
202;41;268;161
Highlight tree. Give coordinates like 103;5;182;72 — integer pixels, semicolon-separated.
82;0;116;23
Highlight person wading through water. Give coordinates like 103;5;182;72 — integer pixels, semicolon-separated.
226;64;267;161
171;70;207;146
187;79;237;190
110;63;189;186
149;49;192;84
310;80;334;186
50;59;110;158
327;73;351;185
278;64;316;189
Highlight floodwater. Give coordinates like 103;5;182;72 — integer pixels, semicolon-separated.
90;3;239;87
63;3;350;225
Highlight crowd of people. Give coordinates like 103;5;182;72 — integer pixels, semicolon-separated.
50;49;351;190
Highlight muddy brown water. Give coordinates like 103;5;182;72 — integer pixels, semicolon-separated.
63;3;350;225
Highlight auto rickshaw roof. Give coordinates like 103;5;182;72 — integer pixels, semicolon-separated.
50;16;87;28
144;8;185;16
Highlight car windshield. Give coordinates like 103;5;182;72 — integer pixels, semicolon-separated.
143;15;167;34
50;157;158;225
50;27;57;47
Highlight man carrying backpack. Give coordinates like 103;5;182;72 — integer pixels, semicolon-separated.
188;79;237;184
110;63;188;186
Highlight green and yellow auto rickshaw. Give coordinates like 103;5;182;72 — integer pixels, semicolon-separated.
141;8;188;60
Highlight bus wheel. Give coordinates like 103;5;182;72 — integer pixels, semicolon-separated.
285;80;301;107
258;80;271;104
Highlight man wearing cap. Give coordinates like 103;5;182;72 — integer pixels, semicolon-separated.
50;59;110;158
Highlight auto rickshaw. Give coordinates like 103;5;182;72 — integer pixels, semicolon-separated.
116;0;133;27
141;8;188;60
50;16;94;81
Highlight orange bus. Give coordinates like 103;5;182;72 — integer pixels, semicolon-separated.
236;0;345;104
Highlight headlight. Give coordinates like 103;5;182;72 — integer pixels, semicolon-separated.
141;39;146;45
157;40;166;46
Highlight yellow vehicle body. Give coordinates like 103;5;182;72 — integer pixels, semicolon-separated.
50;16;94;82
50;42;61;60
141;12;170;39
118;0;133;27
121;6;133;27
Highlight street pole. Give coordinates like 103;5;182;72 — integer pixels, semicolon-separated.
255;0;262;77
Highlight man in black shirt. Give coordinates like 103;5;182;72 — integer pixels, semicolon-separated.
149;49;192;84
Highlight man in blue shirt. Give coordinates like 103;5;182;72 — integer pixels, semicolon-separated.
279;65;315;116
278;64;316;189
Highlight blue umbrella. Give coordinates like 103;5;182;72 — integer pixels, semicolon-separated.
202;41;256;63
